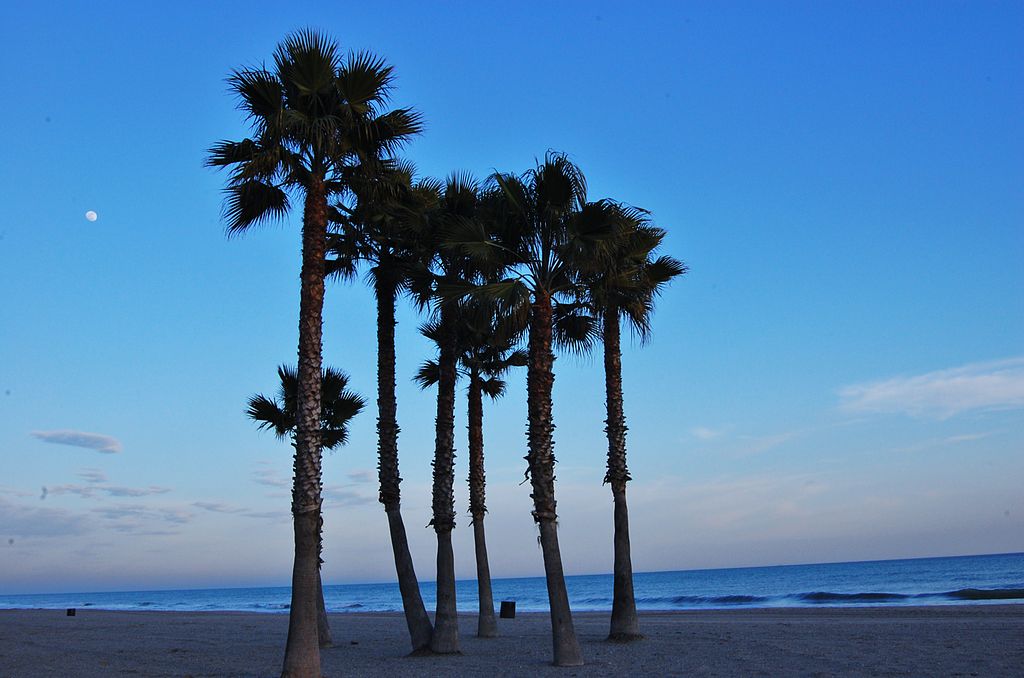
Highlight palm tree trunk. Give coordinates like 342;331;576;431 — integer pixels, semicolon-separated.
282;179;328;678
468;371;497;638
375;275;433;653
430;303;460;654
527;292;583;667
602;307;641;641
316;569;332;648
316;515;332;648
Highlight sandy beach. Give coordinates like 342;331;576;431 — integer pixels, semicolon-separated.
0;605;1021;677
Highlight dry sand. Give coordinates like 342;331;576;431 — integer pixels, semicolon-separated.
1;606;1021;677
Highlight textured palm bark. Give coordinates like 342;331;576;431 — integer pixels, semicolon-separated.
430;304;460;653
316;514;332;647
385;508;431;651
315;569;332;648
467;371;497;638
527;292;584;667
472;522;497;637
602;307;642;641
432;530;459;654
375;277;433;652
281;179;327;678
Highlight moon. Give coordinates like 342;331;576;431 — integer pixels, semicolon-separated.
85;210;98;222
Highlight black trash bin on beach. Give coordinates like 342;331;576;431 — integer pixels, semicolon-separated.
499;600;515;618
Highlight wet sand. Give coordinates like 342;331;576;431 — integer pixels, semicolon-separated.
1;605;1021;676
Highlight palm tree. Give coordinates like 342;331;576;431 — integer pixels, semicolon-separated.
405;172;504;653
207;30;420;676
448;152;620;666
580;208;686;641
416;299;526;638
247;365;366;648
325;163;434;652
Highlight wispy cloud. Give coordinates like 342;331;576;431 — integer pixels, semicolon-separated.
347;470;374;484
77;468;108;484
92;504;192;532
31;430;122;454
193;501;247;514
0;485;34;498
893;431;995;454
252;465;289;489
839;357;1024;418
735;430;800;456
1;497;91;538
323;485;375;507
43;484;171;499
691;426;724;441
192;501;286;520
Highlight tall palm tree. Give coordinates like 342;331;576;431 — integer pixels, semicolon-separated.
405;172;501;653
247;365;366;648
325;163;434;652
580;208;686;641
416;299;527;638
448;152;620;666
207;30;420;676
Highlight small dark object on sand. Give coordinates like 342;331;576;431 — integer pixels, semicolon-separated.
66;609;76;617
500;601;515;619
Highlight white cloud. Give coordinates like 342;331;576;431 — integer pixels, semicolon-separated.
839;357;1024;418
31;430;122;454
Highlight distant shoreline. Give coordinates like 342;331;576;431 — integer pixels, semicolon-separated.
4;551;1023;614
3;606;1022;677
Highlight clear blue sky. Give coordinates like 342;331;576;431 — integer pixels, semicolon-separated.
1;1;1021;594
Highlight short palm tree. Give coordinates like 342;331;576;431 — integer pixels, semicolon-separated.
448;152;620;666
325;163;434;652
247;365;366;648
579;207;686;641
207;30;420;676
416;298;526;638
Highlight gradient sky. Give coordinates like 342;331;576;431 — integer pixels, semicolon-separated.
1;1;1021;594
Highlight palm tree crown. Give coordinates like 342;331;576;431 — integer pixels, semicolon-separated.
206;30;422;233
247;364;365;450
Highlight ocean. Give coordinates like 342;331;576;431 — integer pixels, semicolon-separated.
2;552;1021;614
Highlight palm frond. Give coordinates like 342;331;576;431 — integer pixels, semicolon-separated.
351;109;423;158
479;377;507;400
275;29;341;99
227;68;283;127
645;255;688;290
205;139;259;169
223;180;290;235
552;302;599;355
338;50;395;109
414;359;441;390
245;393;292;439
248;363;364;451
